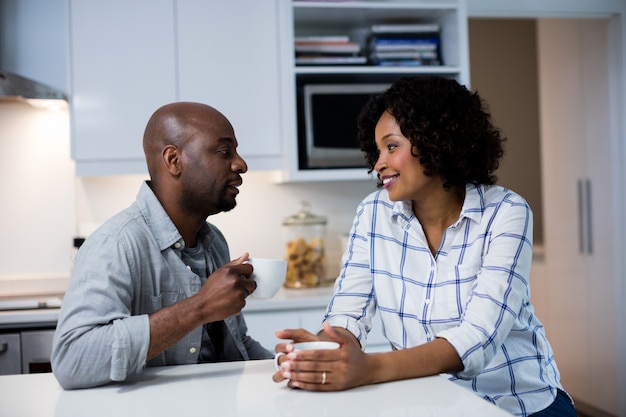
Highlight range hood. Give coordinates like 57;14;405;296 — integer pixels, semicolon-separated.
0;70;67;109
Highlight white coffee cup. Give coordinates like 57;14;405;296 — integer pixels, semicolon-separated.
274;341;340;371
247;258;287;299
292;341;340;351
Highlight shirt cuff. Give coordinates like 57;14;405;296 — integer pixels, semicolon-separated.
110;314;150;381
323;315;367;349
437;327;486;379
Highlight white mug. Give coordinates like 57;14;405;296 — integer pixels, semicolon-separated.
246;258;287;299
292;341;340;351
274;341;340;371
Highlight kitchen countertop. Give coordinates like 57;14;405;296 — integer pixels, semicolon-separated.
0;359;512;417
0;286;335;328
0;308;60;328
0;295;64;329
244;285;334;312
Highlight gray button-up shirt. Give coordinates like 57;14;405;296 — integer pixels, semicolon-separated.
51;181;272;389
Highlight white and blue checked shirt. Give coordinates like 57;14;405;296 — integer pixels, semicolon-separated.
324;183;563;416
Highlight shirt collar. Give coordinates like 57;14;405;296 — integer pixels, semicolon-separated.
389;183;486;225
461;183;486;224
135;181;214;252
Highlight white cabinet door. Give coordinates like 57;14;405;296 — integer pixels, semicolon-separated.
244;306;391;354
297;308;390;352
537;19;618;412
0;334;21;375
177;0;283;171
243;309;306;353
576;20;619;412
69;0;176;175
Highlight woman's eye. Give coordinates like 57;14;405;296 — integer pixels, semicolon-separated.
387;143;397;151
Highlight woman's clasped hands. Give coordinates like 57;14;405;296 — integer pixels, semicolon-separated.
272;322;375;391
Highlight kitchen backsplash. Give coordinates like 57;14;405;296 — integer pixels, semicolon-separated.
75;172;375;281
0;102;74;283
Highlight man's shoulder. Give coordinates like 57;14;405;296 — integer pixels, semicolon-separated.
82;203;149;248
98;203;144;234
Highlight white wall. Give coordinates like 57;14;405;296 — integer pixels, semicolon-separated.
0;102;74;280
74;172;375;281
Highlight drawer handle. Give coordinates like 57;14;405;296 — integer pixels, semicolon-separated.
0;342;7;354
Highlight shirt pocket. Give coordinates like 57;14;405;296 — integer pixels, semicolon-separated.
433;263;481;321
145;290;183;313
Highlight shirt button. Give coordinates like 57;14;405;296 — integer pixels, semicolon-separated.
425;299;431;304
174;242;182;249
189;347;197;354
186;265;192;270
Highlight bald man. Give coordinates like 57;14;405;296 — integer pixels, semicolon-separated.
52;102;273;390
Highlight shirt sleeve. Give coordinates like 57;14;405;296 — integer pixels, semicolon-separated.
437;196;534;379
51;232;150;389
323;201;378;348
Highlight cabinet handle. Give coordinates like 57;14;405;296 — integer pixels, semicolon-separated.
577;178;594;255
0;342;7;354
577;179;585;253
586;179;593;254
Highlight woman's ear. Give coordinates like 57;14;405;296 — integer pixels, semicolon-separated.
162;145;182;176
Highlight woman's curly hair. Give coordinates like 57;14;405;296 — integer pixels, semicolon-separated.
356;76;505;189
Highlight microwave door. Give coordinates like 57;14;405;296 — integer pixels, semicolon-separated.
303;83;388;169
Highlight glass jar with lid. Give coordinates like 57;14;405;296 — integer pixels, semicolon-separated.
283;201;327;288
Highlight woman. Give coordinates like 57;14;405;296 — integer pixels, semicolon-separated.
272;76;575;417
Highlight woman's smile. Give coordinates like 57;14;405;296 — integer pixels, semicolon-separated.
381;174;399;188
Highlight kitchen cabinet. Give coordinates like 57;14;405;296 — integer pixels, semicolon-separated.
0;333;21;375
243;287;390;353
69;0;283;176
0;320;57;376
69;0;177;176
245;308;390;354
19;330;55;373
276;0;470;182
177;0;283;172
69;1;469;180
536;19;619;414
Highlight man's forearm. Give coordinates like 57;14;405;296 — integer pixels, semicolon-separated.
147;294;205;360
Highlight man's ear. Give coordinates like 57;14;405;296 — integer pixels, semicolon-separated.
162;145;182;176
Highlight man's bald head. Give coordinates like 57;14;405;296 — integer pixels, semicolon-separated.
142;102;231;179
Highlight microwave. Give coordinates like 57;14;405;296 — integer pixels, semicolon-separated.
297;83;390;170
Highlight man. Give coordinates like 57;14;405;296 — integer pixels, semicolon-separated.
52;102;273;389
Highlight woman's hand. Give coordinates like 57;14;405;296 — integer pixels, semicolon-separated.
274;322;374;391
271;327;320;383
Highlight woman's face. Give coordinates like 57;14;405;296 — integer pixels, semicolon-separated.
373;111;440;202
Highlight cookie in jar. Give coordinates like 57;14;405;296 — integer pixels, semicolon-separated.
283;202;327;288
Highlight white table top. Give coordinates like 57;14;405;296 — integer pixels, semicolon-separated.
0;359;511;417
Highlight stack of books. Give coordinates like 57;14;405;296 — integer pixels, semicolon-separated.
367;24;442;67
294;36;367;65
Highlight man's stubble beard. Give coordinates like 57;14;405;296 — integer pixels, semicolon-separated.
180;183;237;217
217;192;237;213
